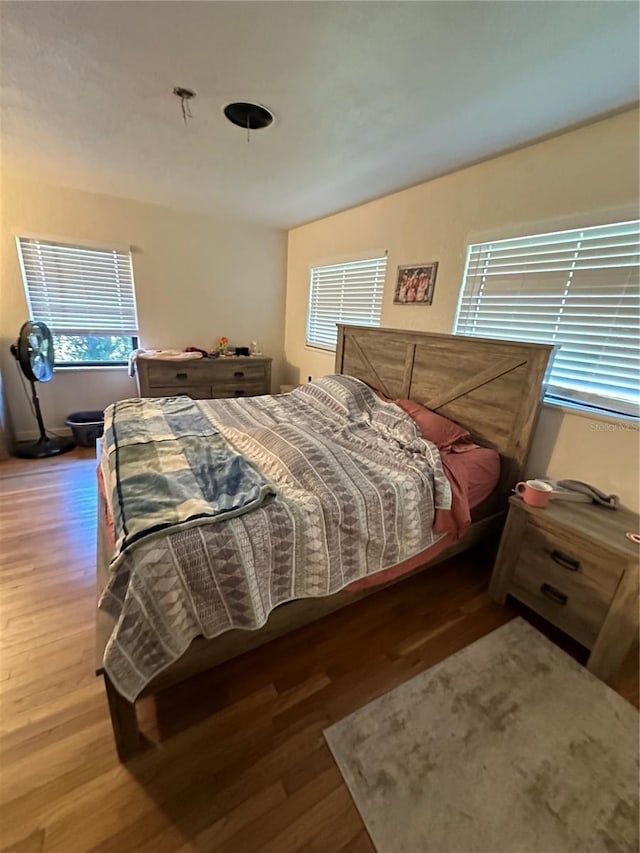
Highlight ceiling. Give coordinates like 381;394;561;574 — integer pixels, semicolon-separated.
1;1;638;229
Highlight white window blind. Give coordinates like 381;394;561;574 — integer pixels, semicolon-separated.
454;220;640;418
17;237;138;336
306;255;386;350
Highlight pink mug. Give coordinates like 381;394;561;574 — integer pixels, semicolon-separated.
515;479;553;508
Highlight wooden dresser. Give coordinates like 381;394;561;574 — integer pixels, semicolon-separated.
489;496;639;682
135;356;272;400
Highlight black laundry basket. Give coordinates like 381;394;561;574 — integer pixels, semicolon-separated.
65;410;105;447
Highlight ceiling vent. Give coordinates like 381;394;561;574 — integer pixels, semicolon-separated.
223;102;274;131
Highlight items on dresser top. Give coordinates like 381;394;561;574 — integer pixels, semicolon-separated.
127;348;202;377
135;353;272;399
489;496;639;683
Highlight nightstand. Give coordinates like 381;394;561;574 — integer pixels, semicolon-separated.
489;496;639;683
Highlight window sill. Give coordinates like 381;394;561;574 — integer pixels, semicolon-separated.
304;344;336;354
54;365;132;373
543;399;639;428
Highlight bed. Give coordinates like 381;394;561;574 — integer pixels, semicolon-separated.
96;326;553;759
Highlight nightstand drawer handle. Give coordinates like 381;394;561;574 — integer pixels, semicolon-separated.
175;372;188;380
234;371;245;378
540;583;568;606
550;550;580;572
234;389;245;396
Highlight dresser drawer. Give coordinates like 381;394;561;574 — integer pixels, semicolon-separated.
212;362;266;383
148;385;212;400
211;361;267;398
211;382;266;399
511;521;621;647
145;361;210;385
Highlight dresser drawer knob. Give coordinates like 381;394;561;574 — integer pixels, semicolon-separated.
175;372;188;380
550;550;580;572
234;389;245;396
540;583;568;606
234;371;244;378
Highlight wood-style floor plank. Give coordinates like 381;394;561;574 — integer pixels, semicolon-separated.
0;450;637;852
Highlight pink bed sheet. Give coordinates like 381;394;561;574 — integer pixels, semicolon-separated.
346;442;500;591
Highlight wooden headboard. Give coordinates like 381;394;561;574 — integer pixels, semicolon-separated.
335;325;554;500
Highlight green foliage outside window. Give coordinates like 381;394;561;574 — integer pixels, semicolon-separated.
53;334;135;365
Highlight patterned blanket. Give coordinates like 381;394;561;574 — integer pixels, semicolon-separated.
103;395;275;559
99;375;452;701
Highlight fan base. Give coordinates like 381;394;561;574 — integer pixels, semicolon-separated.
14;436;76;459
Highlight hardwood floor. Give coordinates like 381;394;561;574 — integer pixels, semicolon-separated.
0;450;637;852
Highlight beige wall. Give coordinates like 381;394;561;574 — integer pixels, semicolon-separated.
0;168;7;458
285;109;640;511
0;368;8;460
0;175;287;440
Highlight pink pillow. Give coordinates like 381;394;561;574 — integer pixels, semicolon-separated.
395;398;470;449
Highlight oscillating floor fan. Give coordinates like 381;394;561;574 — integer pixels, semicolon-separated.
10;320;76;458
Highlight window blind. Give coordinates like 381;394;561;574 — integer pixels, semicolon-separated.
454;220;640;418
306;256;386;350
17;237;138;336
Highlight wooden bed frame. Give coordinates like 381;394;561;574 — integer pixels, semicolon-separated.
96;326;553;759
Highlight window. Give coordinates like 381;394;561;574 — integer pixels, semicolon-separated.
16;237;139;366
454;221;640;419
306;255;387;350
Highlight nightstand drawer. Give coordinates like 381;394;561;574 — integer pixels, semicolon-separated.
511;577;611;648
512;524;620;647
148;385;212;400
519;521;623;600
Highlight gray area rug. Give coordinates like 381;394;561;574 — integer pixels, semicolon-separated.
324;618;639;853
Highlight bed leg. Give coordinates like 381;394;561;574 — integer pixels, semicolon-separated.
104;674;140;761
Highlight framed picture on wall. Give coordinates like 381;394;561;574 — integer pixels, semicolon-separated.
393;262;439;305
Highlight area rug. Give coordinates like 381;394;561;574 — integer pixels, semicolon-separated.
324;618;639;853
